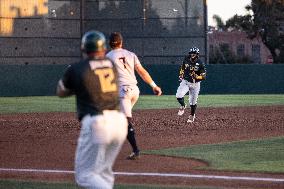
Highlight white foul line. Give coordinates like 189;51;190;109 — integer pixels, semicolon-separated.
0;168;284;182
115;172;284;182
0;168;74;174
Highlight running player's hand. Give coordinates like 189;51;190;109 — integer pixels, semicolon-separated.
178;76;183;82
193;73;205;80
191;72;197;79
153;86;162;96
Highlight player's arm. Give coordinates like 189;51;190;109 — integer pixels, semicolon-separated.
135;64;162;96
194;62;206;80
56;80;73;97
179;63;185;81
195;73;205;80
178;57;186;81
56;65;74;97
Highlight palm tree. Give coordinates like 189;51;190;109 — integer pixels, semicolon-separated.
212;14;226;31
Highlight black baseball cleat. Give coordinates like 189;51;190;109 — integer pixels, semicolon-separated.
126;151;140;160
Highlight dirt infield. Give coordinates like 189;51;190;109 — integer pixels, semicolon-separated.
1;106;284;188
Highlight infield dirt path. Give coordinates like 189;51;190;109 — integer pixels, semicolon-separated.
0;106;284;188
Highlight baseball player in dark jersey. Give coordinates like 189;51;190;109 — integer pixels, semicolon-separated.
56;30;127;189
176;47;206;123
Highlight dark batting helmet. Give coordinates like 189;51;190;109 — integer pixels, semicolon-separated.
81;30;106;53
189;47;200;55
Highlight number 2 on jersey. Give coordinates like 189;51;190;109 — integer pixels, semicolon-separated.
94;68;117;93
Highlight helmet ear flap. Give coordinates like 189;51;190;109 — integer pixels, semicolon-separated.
80;42;86;52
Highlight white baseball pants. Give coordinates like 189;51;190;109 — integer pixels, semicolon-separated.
176;79;200;105
119;85;140;118
75;110;127;189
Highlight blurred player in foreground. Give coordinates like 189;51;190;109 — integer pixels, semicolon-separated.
57;30;127;189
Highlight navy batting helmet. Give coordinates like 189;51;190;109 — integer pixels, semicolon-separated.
81;30;106;53
189;47;200;54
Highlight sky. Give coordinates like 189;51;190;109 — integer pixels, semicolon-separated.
207;0;251;26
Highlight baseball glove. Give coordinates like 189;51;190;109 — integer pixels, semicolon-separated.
192;72;205;80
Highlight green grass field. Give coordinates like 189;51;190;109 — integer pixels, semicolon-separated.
0;180;218;189
145;137;284;173
0;94;283;113
0;95;283;188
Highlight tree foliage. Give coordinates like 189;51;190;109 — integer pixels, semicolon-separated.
210;15;253;64
222;0;284;63
226;14;253;32
209;45;252;64
250;0;284;63
212;14;226;31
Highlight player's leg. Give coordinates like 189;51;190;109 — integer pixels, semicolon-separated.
120;86;140;159
126;117;140;159
187;82;200;123
119;85;139;117
120;98;138;157
101;111;128;188
176;80;189;116
127;86;140;159
74;115;111;189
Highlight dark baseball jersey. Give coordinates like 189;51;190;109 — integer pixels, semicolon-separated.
62;57;119;121
179;56;206;83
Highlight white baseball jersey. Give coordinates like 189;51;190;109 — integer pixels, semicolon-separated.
106;48;141;87
106;48;141;117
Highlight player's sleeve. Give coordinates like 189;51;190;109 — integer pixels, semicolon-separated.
105;52;112;61
133;53;142;67
62;65;75;91
200;60;206;73
57;65;74;97
179;58;186;77
199;61;207;79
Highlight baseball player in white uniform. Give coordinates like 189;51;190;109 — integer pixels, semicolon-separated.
106;32;162;160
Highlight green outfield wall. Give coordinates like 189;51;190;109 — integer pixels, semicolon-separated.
0;64;283;97
139;64;284;95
